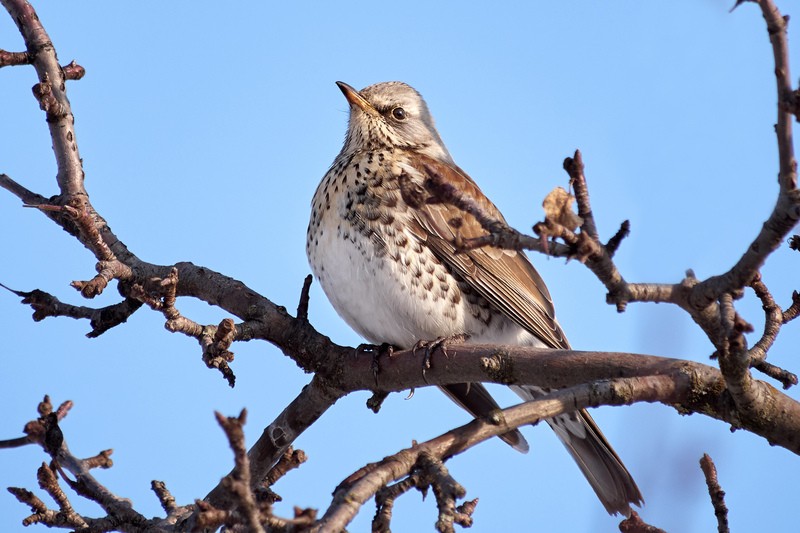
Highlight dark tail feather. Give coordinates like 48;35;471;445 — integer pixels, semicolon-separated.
556;409;644;516
440;382;641;515
439;382;530;453
512;384;643;516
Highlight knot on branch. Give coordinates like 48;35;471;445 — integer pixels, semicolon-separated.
779;84;800;123
61;60;84;81
32;73;67;119
605;285;633;312
130;268;197;333
480;351;516;384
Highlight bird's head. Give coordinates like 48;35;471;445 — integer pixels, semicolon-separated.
336;81;453;164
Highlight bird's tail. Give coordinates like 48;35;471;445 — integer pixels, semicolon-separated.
511;384;643;516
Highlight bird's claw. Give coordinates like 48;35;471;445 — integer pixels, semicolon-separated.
412;334;469;383
357;342;396;386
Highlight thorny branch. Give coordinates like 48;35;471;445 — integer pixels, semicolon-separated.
1;0;799;531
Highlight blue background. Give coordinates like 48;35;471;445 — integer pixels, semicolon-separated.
2;2;799;531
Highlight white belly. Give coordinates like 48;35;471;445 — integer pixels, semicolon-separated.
308;215;539;349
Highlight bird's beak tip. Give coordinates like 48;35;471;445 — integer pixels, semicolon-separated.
336;81;375;115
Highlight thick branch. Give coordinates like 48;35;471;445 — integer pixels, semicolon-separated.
329;344;800;454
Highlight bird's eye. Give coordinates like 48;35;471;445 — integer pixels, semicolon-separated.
391;107;407;121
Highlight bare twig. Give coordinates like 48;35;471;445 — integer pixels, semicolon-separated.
700;454;730;533
297;274;313;321
214;409;265;533
0;48;30;66
754;360;798;389
82;449;113;470
1;283;143;336
564;151;599;240
373;476;419;531
205;375;346;509
687;0;800;311
606;219;631;257
0;436;31;449
6;397;152;530
416;452;469;533
783;290;800;322
748;274;783;361
747;275;798;387
264;447;307;487
151;480;178;514
319;376;675;532
0;173;48;205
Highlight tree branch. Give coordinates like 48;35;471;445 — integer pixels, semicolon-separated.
2;0;800;530
700;454;730;533
318;376;675;532
205;375;346;509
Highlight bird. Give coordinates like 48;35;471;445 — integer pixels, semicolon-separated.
306;80;643;516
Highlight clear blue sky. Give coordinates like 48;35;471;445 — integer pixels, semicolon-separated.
2;2;799;531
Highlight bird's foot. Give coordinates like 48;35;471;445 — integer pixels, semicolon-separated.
412;333;470;382
356;342;396;386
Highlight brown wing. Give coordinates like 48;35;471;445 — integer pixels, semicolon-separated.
400;155;643;514
402;153;569;350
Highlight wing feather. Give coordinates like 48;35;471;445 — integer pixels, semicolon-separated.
401;153;569;349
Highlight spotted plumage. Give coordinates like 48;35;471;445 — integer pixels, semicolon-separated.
306;81;643;515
